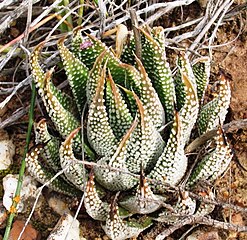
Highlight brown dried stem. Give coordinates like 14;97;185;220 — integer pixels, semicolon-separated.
185;119;247;153
129;9;142;60
155;215;247;240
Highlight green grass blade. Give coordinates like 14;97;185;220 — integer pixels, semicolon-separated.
3;80;36;240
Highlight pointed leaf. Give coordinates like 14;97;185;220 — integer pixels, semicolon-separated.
197;72;231;134
84;170;109;221
155;191;196;223
25;145;81;196
102;195;152;240
43;69;82;151
57;38;89;113
188;126;233;186
198;98;219;135
135;56;165;129
105;72;133;140
140;28;175;123
59;128;86;190
34;118;61;172
192;57;210;101
179;70;199;146
87;63;118;156
94;119;138;191
30;43;77;114
119;169;165;214
125;92;164;173
149;112;187;191
87;50;106;104
71;30;126;83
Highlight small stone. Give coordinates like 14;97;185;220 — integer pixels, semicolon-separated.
102;235;110;240
3;174;37;213
47;196;70;216
9;220;40;240
0;137;15;170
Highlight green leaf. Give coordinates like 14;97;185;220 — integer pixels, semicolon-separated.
71;31;126;83
87;62;118;156
34;118;61;172
179;65;199;146
102;195;152;239
149;112;187;192
135;56;165;129
140;28;175;123
94;119;138;191
30;43;77;115
84;170;109;221
59;128;86;190
58;38;89;113
198;98;219;135
197;73;231;135
119;169;165;214
125;92;164;173
43;69;82;151
105;72;133;140
192;57;210;101
188;126;232;186
25;145;81;196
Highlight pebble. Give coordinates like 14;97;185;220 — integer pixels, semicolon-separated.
9;220;40;240
47;196;70;216
103;235;110;240
3;174;37;213
0;138;15;170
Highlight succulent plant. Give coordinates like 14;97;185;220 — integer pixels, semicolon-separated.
26;25;232;239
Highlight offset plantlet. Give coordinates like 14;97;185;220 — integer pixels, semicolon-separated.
59;127;86;190
27;25;233;239
188;125;233;187
198;71;231;135
34;118;61;172
25;144;81;196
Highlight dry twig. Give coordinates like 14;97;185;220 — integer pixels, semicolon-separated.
0;0;41;34
130;9;142;60
155;215;247;240
185;119;247;153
